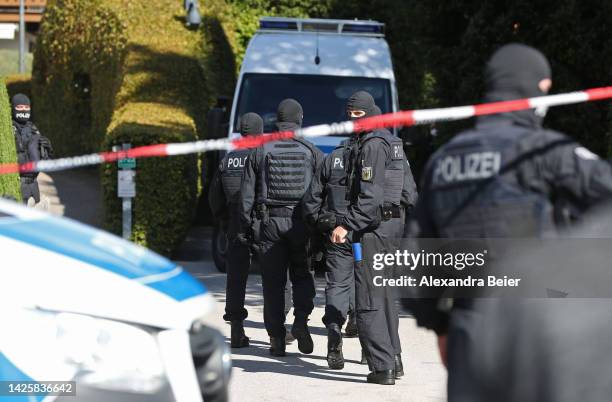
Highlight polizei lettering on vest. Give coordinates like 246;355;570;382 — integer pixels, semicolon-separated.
228;156;247;169
433;151;501;185
333;157;344;169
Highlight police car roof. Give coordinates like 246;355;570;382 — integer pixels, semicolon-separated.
241;18;395;80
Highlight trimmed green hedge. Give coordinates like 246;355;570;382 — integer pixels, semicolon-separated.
102;103;198;254
199;1;238;106
32;0;127;156
34;0;207;255
4;74;32;100
0;79;21;200
98;0;206;255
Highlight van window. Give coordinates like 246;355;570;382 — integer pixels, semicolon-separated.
234;74;392;133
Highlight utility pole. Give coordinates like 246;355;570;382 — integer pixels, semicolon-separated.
18;0;25;73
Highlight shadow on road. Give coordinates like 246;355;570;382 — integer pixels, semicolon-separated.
41;168;103;227
229;342;367;384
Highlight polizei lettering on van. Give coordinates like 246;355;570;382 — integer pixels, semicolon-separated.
433;151;501;185
227;156;247;169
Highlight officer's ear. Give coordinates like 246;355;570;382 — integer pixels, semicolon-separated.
539;78;552;94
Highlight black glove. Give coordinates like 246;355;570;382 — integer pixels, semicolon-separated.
236;232;251;246
38;135;54;159
317;212;337;232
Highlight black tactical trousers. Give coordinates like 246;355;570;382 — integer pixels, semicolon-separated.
447;307;482;402
355;217;402;371
20;177;40;203
224;209;251;322
223;215;293;322
257;215;315;337
322;240;355;328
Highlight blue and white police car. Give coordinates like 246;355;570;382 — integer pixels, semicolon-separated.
0;198;230;401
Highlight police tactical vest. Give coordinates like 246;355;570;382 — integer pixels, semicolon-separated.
220;149;250;204
362;130;405;206
13;122;33;165
258;139;315;206
325;144;350;214
426;123;554;237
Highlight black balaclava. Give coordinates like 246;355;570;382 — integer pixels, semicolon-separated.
372;105;382;116
276;98;303;131
238;112;264;135
346;91;377;120
483;43;552;127
11;93;31;124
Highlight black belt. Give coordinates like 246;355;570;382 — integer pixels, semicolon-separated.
268;206;299;218
382;204;403;220
20;176;36;183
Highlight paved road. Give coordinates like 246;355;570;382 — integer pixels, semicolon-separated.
178;234;447;402
38;169;102;227
38;172;446;401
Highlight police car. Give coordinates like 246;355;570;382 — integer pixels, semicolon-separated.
208;17;400;271
0;198;230;402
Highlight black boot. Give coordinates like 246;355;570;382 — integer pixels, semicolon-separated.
367;370;396;385
230;321;249;348
327;324;344;370
269;336;286;357
291;314;314;354
394;354;404;378
344;313;358;338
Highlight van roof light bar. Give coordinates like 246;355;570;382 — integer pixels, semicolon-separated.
259;17;385;37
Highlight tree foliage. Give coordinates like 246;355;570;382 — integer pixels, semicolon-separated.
33;0;127;156
219;0;611;171
328;0;612;158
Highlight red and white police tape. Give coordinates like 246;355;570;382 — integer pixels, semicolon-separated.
1;86;611;176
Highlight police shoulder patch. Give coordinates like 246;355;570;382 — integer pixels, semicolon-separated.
392;144;403;160
362;166;373;181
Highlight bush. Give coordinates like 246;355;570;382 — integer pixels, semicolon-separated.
0;78;21;200
102;102;198;255
98;0;207;255
34;0;208;255
32;0;127;156
4;74;32;100
199;0;238;105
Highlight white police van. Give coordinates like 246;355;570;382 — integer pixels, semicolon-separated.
0;199;230;402
210;16;399;270
230;16;398;149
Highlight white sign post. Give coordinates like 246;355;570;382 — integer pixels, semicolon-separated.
114;144;136;240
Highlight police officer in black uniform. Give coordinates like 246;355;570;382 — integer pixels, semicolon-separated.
209;112;264;348
239;99;323;356
331;91;418;384
411;44;612;400
302;134;358;369
11;94;45;204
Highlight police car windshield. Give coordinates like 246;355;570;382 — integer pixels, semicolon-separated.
234;74;392;134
